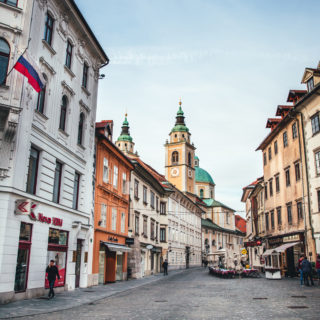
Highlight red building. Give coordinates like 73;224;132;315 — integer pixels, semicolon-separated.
92;121;134;284
235;215;246;234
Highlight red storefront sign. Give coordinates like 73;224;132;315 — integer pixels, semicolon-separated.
29;212;63;227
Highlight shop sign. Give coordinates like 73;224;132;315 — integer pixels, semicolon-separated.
108;236;118;242
283;234;300;243
241;248;247;255
125;237;134;245
29;212;63;227
15;199;35;215
268;237;283;245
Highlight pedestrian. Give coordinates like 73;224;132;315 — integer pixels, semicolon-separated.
301;256;314;286
297;254;304;286
46;260;60;299
316;254;320;285
204;260;208;269
163;259;168;276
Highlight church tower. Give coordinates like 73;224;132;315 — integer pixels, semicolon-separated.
165;101;196;194
116;114;136;156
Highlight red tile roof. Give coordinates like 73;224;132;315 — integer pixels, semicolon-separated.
275;105;293;117
287;90;307;103
96;120;113;128
235;215;246;233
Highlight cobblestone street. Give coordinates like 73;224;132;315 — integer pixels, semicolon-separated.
2;268;319;320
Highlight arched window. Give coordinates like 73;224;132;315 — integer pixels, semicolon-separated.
188;152;192;166
200;189;204;198
59;95;68;131
172;151;179;164
77;112;85;145
0;38;10;85
36;73;47;113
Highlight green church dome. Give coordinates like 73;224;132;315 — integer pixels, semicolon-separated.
117;114;133;142
195;166;215;185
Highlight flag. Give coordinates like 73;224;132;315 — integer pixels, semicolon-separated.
14;53;45;92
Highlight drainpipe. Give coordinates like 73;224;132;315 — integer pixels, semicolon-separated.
294;111;315;257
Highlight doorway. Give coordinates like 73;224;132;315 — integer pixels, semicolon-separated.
75;239;82;288
286;246;295;277
14;244;30;292
141;252;145;277
116;254;123;281
98;250;105;284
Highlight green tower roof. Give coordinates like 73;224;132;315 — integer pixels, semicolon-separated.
195;166;215;185
171;101;189;133
117;115;133;142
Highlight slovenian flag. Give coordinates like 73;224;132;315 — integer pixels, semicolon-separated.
14;53;45;92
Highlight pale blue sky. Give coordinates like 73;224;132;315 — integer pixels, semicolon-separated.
76;0;320;214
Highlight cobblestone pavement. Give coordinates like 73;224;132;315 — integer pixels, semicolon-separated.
3;268;320;320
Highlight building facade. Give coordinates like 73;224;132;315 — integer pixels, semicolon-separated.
0;0;108;303
93;121;133;284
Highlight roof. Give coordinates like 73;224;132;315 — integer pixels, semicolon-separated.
266;118;281;129
96;120;113;128
202;218;245;236
69;0;108;62
287;89;307;103
195;166;215;185
275;105;293;117
235;215;246;233
202;199;235;212
241;177;263;202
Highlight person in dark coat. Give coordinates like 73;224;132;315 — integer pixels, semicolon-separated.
163;259;168;276
46;260;60;298
301;256;314;286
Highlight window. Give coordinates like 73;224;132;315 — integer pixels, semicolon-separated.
188;152;192;166
103;158;109;183
315;151;320;175
270;210;274;229
285;168;290;187
122;173;127;194
100;204;107;228
200;189;204;198
26;147;40;194
318;190;320;212
143;216;147;236
263;152;267;166
172;151;179;165
150;191;155;208
77;113;85;145
82;62;89;88
121;212;125;233
307;77;314;92
150;220;155;240
283;131;288;147
297;202;303;220
311;113;320;135
274;141;278;155
72;172;80;210
112;208;117;231
268;147;272;160
156;196;159;212
36;79;46;113
65;40;73;69
264;183;268;200
44;12;54;46
52;161;62;203
295;162;301;181
134;179;139;199
287;204;292;224
135;213;139;235
59;95;68;131
275;175;280;193
143;186;147;204
265;213;269;231
269;179;273;197
160;228;166;242
0;38;10;85
160;202;166;215
277;207;281;226
292;122;297;139
113;165;118;188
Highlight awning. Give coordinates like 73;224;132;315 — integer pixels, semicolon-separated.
151;247;162;253
262;241;300;256
101;242;132;253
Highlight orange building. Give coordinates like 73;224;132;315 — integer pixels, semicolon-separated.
92;121;134;284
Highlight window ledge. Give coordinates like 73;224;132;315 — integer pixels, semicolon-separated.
42;40;56;55
312;130;320;138
134;196;139;201
81;85;91;97
58;128;69;137
34;109;48;120
64;65;75;78
77;143;85;151
143;201;148;205
0;2;22;13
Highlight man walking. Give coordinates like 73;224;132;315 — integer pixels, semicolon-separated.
297;255;304;286
301;256;314;286
46;260;60;299
163;259;168;276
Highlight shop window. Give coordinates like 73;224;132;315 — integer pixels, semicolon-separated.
44;12;54;46
46;228;68;289
26;146;40;195
14;223;32;292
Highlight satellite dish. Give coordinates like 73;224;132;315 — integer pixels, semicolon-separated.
146;245;153;250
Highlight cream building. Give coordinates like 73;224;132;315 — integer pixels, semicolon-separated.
0;0;108;303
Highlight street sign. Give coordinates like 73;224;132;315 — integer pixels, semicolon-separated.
146;245;153;250
15;199;33;215
241;248;247;255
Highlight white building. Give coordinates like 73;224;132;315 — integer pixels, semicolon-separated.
0;0;108;303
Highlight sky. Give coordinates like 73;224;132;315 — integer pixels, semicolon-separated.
76;0;320;216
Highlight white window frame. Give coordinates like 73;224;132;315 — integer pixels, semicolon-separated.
103;158;109;183
100;204;107;227
113;165;118;188
112;208;117;231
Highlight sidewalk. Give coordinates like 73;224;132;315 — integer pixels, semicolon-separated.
0;268;196;319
